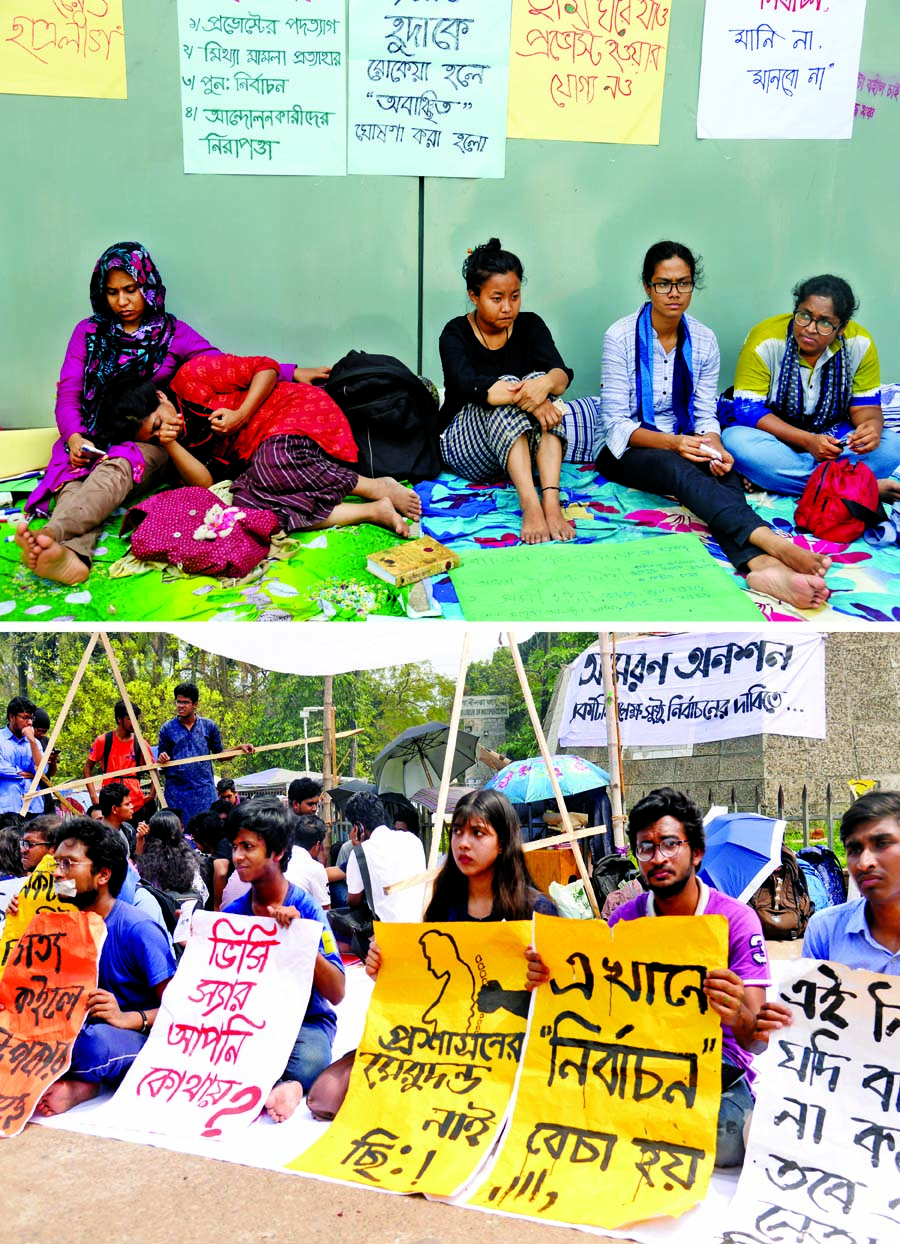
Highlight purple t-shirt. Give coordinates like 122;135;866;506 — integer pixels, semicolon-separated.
608;882;771;1088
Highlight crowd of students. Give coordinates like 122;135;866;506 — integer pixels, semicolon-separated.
15;237;899;611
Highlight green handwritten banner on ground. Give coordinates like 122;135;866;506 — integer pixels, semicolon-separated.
467;915;727;1229
448;534;761;622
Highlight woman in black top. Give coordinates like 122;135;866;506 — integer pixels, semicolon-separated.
439;238;575;544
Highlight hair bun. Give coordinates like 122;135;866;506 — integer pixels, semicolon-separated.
485;237;501;251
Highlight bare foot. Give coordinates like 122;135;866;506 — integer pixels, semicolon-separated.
520;498;551;544
14;521;40;570
753;528;831;576
367;497;412;538
878;477;900;504
265;1079;304;1124
36;1078;99;1116
30;530;90;584
542;492;575;541
746;564;830;610
377;478;422;520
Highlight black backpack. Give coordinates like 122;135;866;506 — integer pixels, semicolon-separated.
138;881;200;935
324;350;443;482
592;853;642;904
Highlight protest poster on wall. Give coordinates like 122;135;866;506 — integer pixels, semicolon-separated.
722;959;900;1243
0;854;66;974
0;0;126;98
102;911;321;1139
347;0;512;178
0;909;105;1137
559;630;826;749
177;0;346;175
467;914;727;1229
697;0;868;139
289;921;532;1195
506;0;672;145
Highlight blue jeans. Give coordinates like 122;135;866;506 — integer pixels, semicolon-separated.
722;425;900;497
716;1069;754;1167
70;1022;148;1085
282;1022;334;1093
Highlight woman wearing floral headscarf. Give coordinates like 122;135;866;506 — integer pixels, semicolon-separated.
17;242;316;585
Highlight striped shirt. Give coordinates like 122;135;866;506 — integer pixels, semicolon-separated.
732;313;881;428
600;311;721;459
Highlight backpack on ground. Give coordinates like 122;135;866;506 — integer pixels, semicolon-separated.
324;350;443;483
592;853;642;905
795;459;885;543
796;857;830;915
797;845;847;907
748;846;813;940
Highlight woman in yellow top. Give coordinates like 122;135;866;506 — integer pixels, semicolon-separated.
721;274;900;499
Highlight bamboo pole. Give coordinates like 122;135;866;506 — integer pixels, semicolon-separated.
506;632;601;918
599;632;627;851
99;632;167;810
427;632;472;892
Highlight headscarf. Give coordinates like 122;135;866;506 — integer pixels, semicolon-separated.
81;242;177;435
634;301;694;435
772;317;853;434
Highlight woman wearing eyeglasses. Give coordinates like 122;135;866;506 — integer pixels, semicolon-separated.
595;241;832;610
721;275;900;500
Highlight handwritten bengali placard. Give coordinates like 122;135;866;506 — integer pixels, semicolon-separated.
101;910;320;1139
0;855;66;976
467;914;726;1229
177;0;346;175
559;629;826;749
506;0;672;145
347;0;512;178
697;0;867;140
0;0;126;98
289;921;533;1195
721;959;900;1244
0;909;105;1137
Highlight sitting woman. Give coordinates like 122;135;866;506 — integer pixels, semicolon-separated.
365;788;557;980
595;241;832;611
722;274;900;499
16;241;312;585
439;238;575;545
135;810;208;904
97;353;421;537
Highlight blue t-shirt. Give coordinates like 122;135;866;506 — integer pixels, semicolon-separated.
157;715;223;823
99;900;177;1012
224;882;344;1040
803;898;900;975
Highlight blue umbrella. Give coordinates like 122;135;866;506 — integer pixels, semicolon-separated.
484;754;610;805
699;810;785;903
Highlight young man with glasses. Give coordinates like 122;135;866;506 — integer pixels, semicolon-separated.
0;696;43;815
157;682;254;825
19;813;63;873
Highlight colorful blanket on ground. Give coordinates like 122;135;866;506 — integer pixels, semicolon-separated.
3;465;900;622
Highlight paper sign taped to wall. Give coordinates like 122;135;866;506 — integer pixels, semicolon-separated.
0;0;127;99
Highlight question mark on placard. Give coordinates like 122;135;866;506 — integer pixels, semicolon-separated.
202;1085;263;1138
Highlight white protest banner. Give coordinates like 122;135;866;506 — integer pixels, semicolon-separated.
697;0;867;140
559;631;825;749
722;959;900;1243
347;0;512;178
177;0;346;175
101;911;320;1139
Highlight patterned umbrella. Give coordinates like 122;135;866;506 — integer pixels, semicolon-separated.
484;754;610;805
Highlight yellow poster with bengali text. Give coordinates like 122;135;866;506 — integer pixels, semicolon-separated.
288;921;534;1196
0;854;65;977
467;914;726;1229
507;0;671;144
0;1;127;99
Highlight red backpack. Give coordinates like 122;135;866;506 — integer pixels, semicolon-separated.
795;459;885;543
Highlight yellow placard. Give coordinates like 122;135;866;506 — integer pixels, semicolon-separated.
0;1;127;99
0;854;66;976
289;921;534;1196
507;0;672;145
467;914;727;1229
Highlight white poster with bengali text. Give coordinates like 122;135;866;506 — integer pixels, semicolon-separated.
101;911;320;1139
559;630;826;748
177;0;346;175
697;0;867;140
348;0;512;178
721;959;900;1243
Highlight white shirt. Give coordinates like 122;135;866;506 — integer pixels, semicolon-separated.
285;846;331;910
345;824;426;922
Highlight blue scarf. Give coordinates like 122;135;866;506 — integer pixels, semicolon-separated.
773;318;852;434
634;301;694;435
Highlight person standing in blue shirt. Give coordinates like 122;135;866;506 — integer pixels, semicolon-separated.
803;790;900;975
0;697;43;815
157;682;254;824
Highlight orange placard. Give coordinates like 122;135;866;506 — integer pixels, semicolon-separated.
0;909;105;1137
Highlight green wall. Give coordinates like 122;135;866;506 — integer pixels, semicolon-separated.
2;0;897;428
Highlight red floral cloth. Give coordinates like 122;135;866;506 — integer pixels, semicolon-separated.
122;486;279;578
171;353;358;464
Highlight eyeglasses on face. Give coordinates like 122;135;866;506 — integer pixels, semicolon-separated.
634;836;689;862
794;309;839;335
21;839;51;851
648;279;694;294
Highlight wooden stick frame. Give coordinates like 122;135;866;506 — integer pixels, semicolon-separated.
99;632;166;810
21;633;99;815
